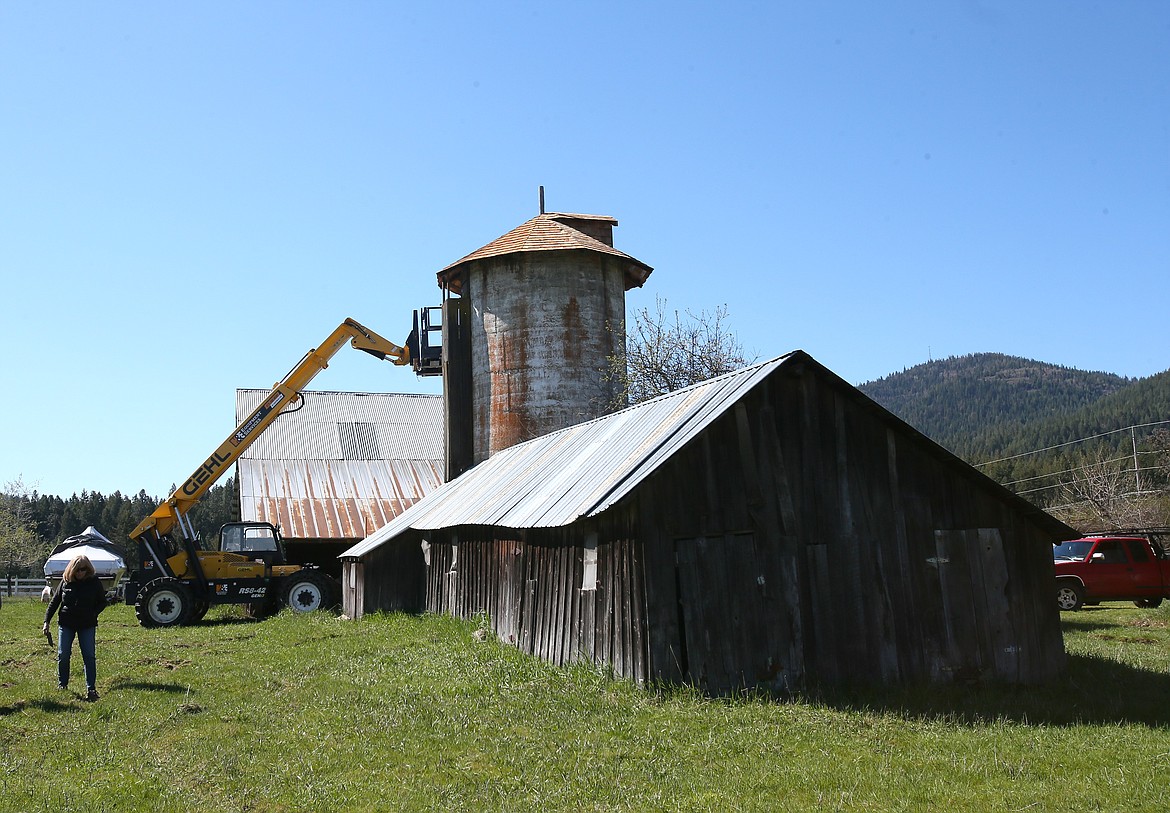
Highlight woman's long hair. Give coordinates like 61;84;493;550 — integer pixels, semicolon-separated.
62;554;96;584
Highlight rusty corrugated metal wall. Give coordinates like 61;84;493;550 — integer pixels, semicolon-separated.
235;389;443;543
238;457;443;539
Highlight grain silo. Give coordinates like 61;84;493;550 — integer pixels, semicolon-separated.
435;209;652;472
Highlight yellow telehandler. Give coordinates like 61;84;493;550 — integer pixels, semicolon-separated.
124;317;431;627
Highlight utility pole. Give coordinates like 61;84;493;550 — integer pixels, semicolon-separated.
1132;426;1142;493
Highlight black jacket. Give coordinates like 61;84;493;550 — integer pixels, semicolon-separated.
45;576;108;630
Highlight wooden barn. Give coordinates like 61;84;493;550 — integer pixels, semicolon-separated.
340;352;1075;693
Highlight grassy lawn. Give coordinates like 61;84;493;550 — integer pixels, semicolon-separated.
1;597;1167;812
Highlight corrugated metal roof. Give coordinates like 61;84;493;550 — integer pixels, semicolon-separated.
341;355;791;559
236;390;443;461
238;458;444;539
437;213;652;293
235;390;444;540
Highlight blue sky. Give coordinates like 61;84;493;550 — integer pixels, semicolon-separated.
2;1;1167;499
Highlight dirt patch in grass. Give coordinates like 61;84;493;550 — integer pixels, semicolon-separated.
138;657;192;670
1089;632;1160;645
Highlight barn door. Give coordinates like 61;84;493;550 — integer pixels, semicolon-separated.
932;528;1016;682
675;533;783;694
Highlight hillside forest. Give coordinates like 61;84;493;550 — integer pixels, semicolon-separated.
858;353;1170;531
3;352;1169;579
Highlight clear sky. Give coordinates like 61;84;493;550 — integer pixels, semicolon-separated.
2;1;1167;499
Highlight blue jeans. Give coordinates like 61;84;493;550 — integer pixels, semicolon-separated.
58;625;97;692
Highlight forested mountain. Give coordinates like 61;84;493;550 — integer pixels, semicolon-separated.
859;354;1170;526
858;353;1133;461
974;368;1170;460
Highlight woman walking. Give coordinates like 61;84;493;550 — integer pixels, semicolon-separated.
42;554;109;701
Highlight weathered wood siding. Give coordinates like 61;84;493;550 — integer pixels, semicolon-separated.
635;360;1065;692
635;383;806;692
351;532;425;617
419;525;650;684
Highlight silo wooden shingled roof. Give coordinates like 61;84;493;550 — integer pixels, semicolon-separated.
437;212;653;294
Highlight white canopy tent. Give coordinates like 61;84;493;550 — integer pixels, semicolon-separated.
43;525;126;598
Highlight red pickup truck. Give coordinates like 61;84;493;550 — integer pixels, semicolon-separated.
1053;533;1170;611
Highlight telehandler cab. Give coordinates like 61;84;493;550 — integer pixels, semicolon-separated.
124;317;433;627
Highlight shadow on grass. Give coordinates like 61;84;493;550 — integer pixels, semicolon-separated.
0;698;79;716
810;653;1170;729
107;679;190;694
1057;604;1155;631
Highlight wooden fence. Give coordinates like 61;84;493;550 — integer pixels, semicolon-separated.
3;577;48;597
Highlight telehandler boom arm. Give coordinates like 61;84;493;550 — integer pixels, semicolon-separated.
130;318;410;543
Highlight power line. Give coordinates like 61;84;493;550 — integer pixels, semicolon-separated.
975;419;1170;467
1014;467;1167;498
999;453;1168;489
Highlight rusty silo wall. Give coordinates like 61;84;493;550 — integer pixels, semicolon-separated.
464;250;625;463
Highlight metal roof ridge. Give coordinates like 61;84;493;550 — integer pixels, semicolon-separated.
579;356;795;518
545;211;618;222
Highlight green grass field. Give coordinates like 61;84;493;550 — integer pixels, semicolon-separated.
1;597;1167;812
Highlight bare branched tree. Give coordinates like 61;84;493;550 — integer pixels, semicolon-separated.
605;297;755;408
1054;450;1166;530
0;478;50;579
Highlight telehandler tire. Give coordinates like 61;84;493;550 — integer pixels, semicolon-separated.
136;578;195;628
282;570;335;613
